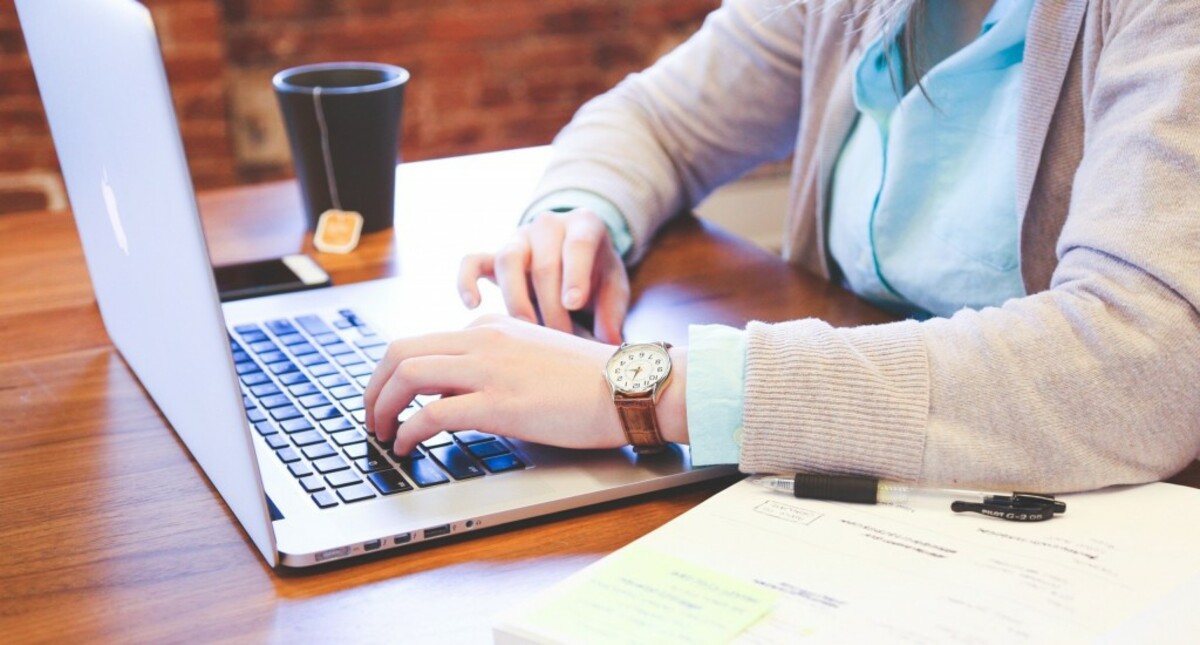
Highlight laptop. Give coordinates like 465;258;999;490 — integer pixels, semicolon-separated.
16;0;735;568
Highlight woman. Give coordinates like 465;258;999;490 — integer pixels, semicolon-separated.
364;0;1200;491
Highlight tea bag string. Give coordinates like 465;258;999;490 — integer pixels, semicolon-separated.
312;86;342;211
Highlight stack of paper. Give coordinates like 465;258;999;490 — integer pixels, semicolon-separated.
496;479;1200;643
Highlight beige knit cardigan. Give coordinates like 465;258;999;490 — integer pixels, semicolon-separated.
531;0;1200;492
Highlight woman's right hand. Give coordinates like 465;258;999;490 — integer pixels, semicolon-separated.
457;208;630;344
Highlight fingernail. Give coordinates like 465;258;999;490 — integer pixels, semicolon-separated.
460;290;478;308
563;287;582;309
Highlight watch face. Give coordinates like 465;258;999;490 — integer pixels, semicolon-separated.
606;343;671;395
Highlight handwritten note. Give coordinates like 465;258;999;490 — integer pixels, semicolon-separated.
497;546;776;644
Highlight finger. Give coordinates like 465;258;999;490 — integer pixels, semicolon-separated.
364;334;473;433
560;212;608;311
526;221;573;333
457;253;496;309
371;355;476;443
393;393;487;456
592;249;630;344
492;235;538;323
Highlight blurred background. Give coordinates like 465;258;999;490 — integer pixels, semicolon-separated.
0;0;721;215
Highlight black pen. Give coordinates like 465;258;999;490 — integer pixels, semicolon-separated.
753;474;1066;522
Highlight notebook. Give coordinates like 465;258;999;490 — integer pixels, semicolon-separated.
16;0;736;568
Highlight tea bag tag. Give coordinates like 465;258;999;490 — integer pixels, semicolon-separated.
314;209;363;254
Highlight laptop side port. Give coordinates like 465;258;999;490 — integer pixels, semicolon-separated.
423;524;452;539
363;539;382;552
394;533;412;545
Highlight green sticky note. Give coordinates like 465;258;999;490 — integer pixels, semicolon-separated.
506;546;777;644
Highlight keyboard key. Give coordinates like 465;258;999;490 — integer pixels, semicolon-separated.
276;447;301;463
322;417;355;433
335;353;365;367
354;336;388;349
290;430;325;447
313;332;340;346
331;429;367;447
352;410;366;424
288;462;314;478
482;453;525;473
295;314;332;336
336;483;376;504
288;382;321;398
269;361;298;376
249;341;278;354
258;350;287;365
298;353;328;368
311;490;338;509
368;470;413;495
242;395;254;409
400;457;449;487
253;421;277;437
341;396;364;412
364;346;387;361
310;405;341;421
234;361;260;375
234;324;265;338
280;418;314;433
319;374;349;388
249;383;280;397
353;449;391;474
265;319;297;336
258;393;292;409
334;319;354;330
269;405;303;422
467;440;509;459
288;342;318;355
453;430;495;444
232;350;250;363
344;362;372;376
298;475;325;493
278;372;309;386
313;455;349;474
355;375;372;388
277;332;305;346
303;443;338;461
325;470;363;488
329;384;359;400
309;363;338;377
265;434;289;450
299;393;331;409
247;408;267;423
325;342;354;356
428;444;486;480
240;372;270;386
343;442;370;459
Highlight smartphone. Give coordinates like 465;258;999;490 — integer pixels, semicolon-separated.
213;254;333;302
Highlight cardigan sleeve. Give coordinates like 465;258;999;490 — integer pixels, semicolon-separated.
528;0;807;264
739;0;1200;493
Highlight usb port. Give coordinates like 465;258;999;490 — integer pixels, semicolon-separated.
423;524;452;539
363;539;382;552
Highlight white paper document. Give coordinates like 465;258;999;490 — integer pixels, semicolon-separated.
497;479;1200;643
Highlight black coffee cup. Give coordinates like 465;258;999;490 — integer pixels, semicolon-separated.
273;62;409;234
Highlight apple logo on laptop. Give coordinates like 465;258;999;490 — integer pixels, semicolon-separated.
101;168;130;256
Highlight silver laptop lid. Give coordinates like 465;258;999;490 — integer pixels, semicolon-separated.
16;0;277;565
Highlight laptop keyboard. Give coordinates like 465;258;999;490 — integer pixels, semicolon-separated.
231;309;528;510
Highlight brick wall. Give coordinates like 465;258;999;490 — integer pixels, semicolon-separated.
0;0;718;214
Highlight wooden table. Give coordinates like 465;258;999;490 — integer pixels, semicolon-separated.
1;149;1195;641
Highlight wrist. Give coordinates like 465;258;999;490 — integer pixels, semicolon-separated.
658;346;689;445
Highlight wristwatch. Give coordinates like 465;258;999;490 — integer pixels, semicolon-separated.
604;342;673;454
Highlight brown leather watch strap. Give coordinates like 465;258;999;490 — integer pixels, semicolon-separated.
614;395;667;454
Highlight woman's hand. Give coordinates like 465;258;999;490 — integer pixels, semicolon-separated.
363;315;626;456
457;208;630;344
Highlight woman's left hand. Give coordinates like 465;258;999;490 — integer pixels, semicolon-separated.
364;314;625;456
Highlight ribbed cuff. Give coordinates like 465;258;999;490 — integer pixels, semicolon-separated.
740;318;929;481
686;324;747;466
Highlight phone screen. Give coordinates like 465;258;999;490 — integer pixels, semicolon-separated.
214;254;332;302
